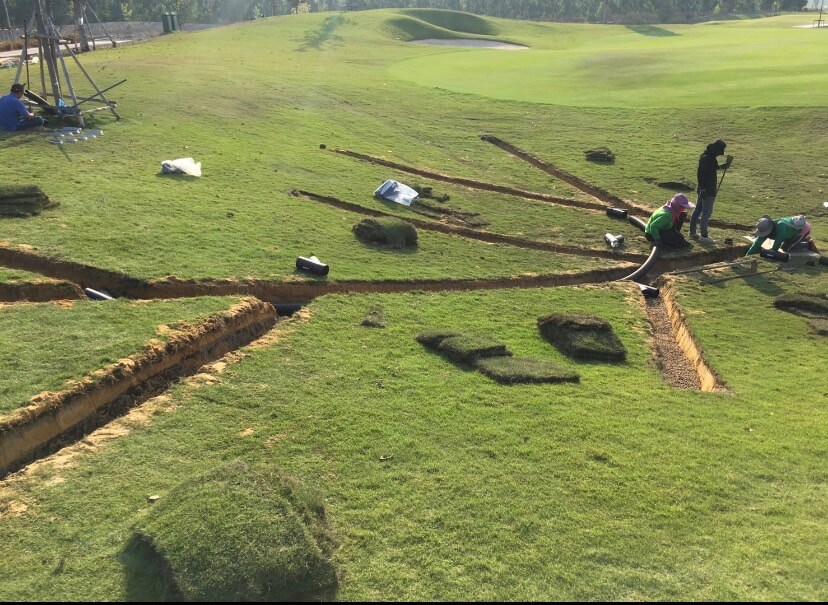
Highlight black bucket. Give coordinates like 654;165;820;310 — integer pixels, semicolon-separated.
606;207;628;219
296;256;330;276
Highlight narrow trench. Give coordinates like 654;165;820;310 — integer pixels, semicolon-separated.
0;300;278;479
0;145;744;476
480;135;753;232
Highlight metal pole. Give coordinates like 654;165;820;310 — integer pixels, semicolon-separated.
820;0;825;26
1;0;11;30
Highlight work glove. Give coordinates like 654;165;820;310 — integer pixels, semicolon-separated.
724;154;734;167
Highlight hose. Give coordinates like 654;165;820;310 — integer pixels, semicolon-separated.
621;243;662;282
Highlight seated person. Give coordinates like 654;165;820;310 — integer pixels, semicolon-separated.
746;215;816;255
0;83;45;131
645;193;694;248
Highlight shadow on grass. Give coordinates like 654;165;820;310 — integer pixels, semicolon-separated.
296;15;349;52
120;534;181;602
624;24;679;37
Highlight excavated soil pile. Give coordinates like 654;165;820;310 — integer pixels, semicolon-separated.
0;185;56;217
352;217;418;249
537;313;627;361
131;461;338;602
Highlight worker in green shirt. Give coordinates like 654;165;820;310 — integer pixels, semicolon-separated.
746;215;815;256
644;193;694;248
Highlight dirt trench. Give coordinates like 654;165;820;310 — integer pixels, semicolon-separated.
643;278;726;392
481;135;753;232
0;298;277;478
0;280;83;302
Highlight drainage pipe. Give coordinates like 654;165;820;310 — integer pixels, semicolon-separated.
621;243;662;282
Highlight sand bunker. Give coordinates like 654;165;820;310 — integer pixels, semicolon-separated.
413;39;528;50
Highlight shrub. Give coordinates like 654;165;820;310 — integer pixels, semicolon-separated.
538;313;627;361
132;461;338;602
475;357;580;384
352;217;418;249
436;333;511;363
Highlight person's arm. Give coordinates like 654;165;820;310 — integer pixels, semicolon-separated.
13;97;34;120
718;155;733;170
746;236;766;256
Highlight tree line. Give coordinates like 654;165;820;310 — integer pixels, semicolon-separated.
0;0;811;28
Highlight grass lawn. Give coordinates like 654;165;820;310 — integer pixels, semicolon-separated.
0;7;826;601
0;297;241;414
0;267;48;284
0;11;823;280
1;274;825;600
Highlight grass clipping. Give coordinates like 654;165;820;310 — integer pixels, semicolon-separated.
538;313;627;361
0;185;56;217
131;461;338;602
353;217;418;249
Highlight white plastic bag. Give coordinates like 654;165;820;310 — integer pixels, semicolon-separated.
161;157;202;177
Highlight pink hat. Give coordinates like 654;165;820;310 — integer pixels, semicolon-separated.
672;193;695;209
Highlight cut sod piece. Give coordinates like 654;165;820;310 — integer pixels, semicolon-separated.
361;305;386;328
807;318;828;336
538;313;627;361
0;185;56;217
773;293;828;317
414;329;463;347
352;217;418;249
132;461;338;602
475;357;580;384
436;333;511;363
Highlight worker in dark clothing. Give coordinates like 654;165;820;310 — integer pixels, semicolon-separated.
689;139;732;244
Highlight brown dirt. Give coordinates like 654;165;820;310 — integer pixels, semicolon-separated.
481;135;753;231
0;279;83;303
0;298;278;478
331;148;610;212
642;278;727;392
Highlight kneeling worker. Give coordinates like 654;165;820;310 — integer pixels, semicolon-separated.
746;215;816;255
0;83;45;132
645;193;695;248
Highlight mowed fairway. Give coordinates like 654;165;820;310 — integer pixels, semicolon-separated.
0;7;826;602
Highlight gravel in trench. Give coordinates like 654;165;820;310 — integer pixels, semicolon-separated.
645;297;702;390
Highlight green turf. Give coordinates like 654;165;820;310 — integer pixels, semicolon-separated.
352;216;418;249
131;461;338;601
0;297;241;414
0;11;823;281
475;356;580;384
1;281;825;600
0;267;48;284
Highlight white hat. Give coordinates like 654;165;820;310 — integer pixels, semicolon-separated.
791;215;806;230
755;216;773;238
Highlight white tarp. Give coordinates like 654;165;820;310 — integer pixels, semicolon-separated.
374;180;418;206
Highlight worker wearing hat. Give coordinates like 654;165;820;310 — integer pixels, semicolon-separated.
746;215;816;255
645;193;695;248
0;83;45;131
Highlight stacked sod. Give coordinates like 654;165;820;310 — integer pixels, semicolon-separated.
416;329;579;384
0;185;56;217
132;461;338;602
538;313;627;361
352;217;418;249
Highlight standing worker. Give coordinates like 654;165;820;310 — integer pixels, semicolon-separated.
690;139;733;243
645;193;695;248
746;215;816;255
0;84;45;131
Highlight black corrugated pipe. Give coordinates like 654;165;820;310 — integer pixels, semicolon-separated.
620;243;662;282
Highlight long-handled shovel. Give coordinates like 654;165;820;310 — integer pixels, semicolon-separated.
716;157;733;194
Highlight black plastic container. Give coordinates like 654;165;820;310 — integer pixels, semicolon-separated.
296;256;330;276
638;283;660;299
760;249;789;262
606;207;628;219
